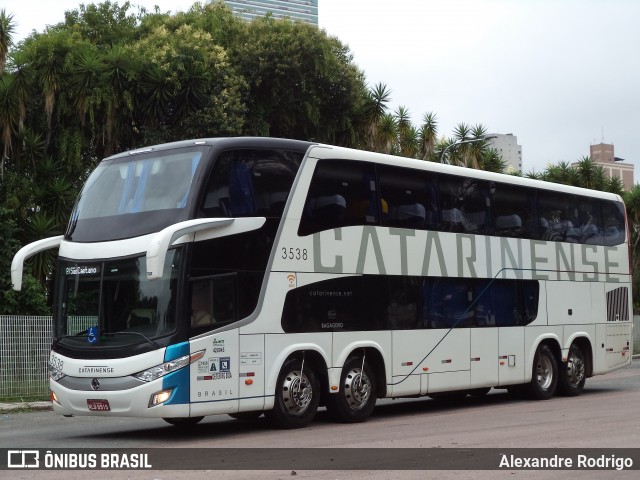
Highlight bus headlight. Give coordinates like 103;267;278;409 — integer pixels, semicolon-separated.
149;388;174;407
134;350;205;383
49;364;65;382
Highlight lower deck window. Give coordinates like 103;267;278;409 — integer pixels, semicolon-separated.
281;275;539;333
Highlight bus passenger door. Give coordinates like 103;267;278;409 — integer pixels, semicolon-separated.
189;329;240;416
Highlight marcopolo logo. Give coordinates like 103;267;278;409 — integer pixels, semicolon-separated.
8;450;39;468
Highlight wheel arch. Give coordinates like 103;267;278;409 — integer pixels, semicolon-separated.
525;334;562;383
266;345;330;399
338;345;387;399
566;336;594;378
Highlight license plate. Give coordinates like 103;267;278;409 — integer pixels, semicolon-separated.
87;399;111;411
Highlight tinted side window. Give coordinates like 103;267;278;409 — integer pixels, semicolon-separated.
281;276;364;332
282;275;539;332
386;276;422;329
439;175;490;234
538;191;580;242
601;200;626;246
378;165;439;230
200;149;302;218
423;278;475;328
491;184;537;239
298;160;379;236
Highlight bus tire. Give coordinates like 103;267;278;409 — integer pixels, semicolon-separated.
326;357;377;423
525;344;558;400
163;416;204;427
557;343;586;396
267;359;319;429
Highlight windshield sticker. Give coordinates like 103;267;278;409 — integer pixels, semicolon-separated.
87;326;99;344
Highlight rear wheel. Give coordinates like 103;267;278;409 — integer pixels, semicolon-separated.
525;344;558;400
267;358;319;429
163;416;204;427
557;344;586;396
326;357;377;423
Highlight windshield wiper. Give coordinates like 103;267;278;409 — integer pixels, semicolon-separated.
104;331;160;348
53;330;160;349
52;331;90;347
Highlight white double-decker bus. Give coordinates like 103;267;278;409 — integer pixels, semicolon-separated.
12;137;632;428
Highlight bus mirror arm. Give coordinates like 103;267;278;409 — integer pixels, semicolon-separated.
11;235;64;291
146;218;235;280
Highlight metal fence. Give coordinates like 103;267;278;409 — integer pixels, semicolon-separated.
0;316;51;399
1;315;640;400
0;316;96;400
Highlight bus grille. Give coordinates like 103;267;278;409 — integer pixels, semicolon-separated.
606;287;629;322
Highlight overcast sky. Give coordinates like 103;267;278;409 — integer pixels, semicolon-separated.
4;1;640;179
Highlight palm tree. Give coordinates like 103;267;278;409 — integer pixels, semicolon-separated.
0;9;15;72
376;113;397;154
605;176;624;195
466;124;489;169
418;112;438;161
394;105;411;152
362;83;391;151
35;35;68;148
102;45;139;155
480;148;506;173
399;125;419;158
0;74;18;179
574;156;598;189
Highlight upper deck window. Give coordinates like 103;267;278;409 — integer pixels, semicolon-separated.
199;148;303;219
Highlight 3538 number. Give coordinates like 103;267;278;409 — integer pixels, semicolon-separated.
281;247;308;261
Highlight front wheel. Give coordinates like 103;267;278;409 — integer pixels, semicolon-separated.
525;344;558;400
326;357;377;423
267;359;319;429
557;344;586;396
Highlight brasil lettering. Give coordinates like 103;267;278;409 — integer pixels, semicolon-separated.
309;227;626;282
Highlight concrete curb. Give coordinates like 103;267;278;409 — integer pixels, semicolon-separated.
0;401;52;413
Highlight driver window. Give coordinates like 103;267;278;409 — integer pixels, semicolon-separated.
191;280;214;327
190;274;237;329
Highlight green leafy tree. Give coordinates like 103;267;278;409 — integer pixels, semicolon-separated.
0;207;49;315
232;15;366;143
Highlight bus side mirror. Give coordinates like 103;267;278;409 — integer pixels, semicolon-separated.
11;235;64;291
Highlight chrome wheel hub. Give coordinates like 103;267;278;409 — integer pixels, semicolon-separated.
536;355;554;390
344;367;372;410
281;370;313;415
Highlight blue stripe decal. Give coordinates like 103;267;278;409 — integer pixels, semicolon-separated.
163;341;191;405
164;341;190;362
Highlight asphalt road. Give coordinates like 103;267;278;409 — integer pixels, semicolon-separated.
2;360;639;479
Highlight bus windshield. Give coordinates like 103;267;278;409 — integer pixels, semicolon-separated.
54;250;181;349
67;147;207;242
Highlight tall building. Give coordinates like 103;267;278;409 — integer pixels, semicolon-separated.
219;0;319;25
486;133;522;173
579;142;634;190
